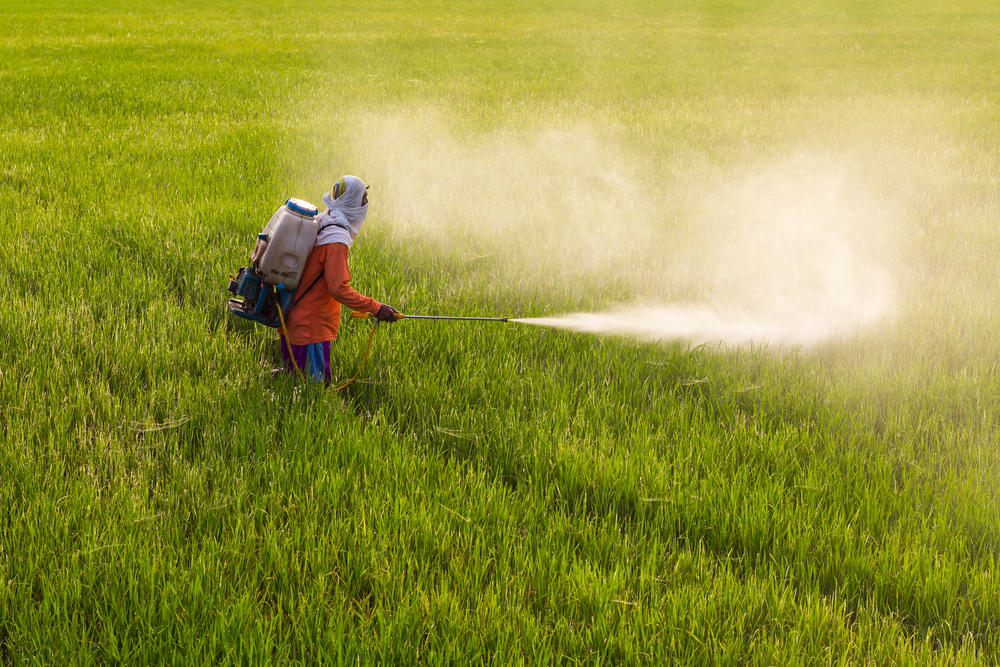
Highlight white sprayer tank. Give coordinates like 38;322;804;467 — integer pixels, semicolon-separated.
250;198;319;290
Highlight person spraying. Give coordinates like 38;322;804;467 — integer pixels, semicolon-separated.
279;175;399;383
227;176;506;386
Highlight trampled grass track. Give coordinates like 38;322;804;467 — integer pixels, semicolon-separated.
3;0;1000;664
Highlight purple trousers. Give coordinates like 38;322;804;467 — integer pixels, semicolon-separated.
279;334;331;383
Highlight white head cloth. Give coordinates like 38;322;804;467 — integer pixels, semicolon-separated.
316;175;368;247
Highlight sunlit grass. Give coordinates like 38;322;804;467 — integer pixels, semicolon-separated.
2;0;1000;664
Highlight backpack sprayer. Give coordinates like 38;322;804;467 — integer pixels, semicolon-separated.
227;197;511;388
227;197;320;328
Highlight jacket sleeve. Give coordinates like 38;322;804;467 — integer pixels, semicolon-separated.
323;243;381;314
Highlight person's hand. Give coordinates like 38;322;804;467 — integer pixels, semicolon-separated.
374;304;400;323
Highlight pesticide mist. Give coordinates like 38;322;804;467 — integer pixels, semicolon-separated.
346;111;899;348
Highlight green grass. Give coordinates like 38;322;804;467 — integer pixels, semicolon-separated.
3;0;1000;664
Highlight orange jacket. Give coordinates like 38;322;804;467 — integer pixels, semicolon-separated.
282;242;381;345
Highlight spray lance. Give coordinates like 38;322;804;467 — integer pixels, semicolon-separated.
350;313;508;323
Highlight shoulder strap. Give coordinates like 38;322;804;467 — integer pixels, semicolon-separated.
288;269;324;311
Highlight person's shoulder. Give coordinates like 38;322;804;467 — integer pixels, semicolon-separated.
321;242;349;254
310;242;332;259
318;242;350;266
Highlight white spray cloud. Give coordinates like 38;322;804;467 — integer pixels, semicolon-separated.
514;306;861;348
348;111;898;348
354;113;660;285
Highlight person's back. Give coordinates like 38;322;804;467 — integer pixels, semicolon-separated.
279;175;398;382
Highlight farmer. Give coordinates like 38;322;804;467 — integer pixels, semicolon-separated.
280;175;399;383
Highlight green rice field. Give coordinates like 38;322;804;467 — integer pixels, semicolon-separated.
2;0;1000;663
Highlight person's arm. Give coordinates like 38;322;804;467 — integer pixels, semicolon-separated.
323;243;381;313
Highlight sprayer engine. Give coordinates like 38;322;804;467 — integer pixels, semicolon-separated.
227;266;295;328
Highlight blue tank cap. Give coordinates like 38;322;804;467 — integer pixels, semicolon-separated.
286;198;318;217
